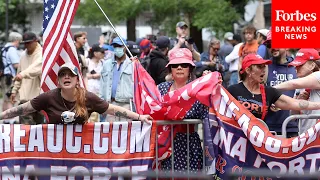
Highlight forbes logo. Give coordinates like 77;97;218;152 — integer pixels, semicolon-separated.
275;10;317;21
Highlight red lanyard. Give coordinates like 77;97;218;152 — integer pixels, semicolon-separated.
260;84;267;120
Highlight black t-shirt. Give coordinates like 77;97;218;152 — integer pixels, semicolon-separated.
31;89;109;124
227;82;282;119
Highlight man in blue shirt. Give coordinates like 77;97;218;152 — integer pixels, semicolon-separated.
1;32;22;116
100;37;133;122
265;47;298;137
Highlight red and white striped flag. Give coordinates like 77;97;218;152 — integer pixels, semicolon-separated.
41;0;83;93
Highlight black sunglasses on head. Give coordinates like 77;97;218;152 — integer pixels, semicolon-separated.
170;63;190;68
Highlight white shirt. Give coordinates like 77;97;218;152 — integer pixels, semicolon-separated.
87;58;103;95
225;43;243;72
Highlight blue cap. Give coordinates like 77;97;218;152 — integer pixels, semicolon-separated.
111;37;127;46
102;44;114;51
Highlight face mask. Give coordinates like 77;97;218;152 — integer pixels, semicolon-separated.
114;47;124;58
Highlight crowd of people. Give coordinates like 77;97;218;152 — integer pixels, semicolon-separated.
1;21;320;173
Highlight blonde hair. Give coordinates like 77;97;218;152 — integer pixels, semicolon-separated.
75;87;88;122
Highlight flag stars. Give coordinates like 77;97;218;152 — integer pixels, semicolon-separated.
45;0;48;3
51;4;55;9
45;15;49;20
45;7;49;12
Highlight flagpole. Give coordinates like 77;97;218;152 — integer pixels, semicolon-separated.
93;0;134;58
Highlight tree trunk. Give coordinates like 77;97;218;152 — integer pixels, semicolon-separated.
126;19;136;41
190;25;203;53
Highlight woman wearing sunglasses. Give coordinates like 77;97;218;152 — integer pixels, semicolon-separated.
0;63;153;124
158;48;208;173
227;54;320;137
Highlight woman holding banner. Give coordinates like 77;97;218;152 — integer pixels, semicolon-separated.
158;48;208;172
227;54;320;131
0;62;153;124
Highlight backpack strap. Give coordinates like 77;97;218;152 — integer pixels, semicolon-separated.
260;84;267;120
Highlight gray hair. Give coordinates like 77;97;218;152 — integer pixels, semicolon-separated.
208;38;220;48
210;38;220;45
8;32;22;42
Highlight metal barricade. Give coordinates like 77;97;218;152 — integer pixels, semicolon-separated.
155;119;207;179
281;114;320;138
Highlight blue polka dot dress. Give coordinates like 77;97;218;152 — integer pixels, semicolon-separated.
158;81;208;173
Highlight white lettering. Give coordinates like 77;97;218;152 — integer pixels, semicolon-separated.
0;124;11;153
112;122;128;154
14;125;26;152
92;167;111;180
284;34;307;40
93;123;109;154
28;125;44;152
226;102;240;118
265;137;281;153
66;125;82;153
130;121;151;153
23;165;36;180
238;114;250;136
219;128;233;155
219;88;229;115
292;134;307;152
230;137;247;162
275;10;317;21
47;125;63;153
249;126;264;147
68;166;90;180
2;165;20;180
289;157;305;174
113;166;130;180
306;153;320;173
267;161;287;174
51;166;67;180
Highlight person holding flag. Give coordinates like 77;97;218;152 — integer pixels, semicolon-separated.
0;63;152;124
158;48;208;172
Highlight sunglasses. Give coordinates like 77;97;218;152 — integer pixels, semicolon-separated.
170;63;190;68
212;48;220;51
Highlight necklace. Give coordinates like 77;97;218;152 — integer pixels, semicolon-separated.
60;92;75;111
243;82;257;98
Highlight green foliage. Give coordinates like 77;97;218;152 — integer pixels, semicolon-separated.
76;0;248;37
76;0;148;25
0;0;28;35
193;0;239;36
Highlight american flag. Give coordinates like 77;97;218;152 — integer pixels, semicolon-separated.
41;0;83;93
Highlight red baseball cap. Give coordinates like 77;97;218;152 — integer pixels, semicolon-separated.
139;39;152;50
240;54;272;74
166;48;195;67
289;48;320;67
262;30;271;45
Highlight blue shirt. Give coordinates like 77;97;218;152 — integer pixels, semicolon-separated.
257;44;268;59
111;62;123;98
265;57;298;133
2;43;20;76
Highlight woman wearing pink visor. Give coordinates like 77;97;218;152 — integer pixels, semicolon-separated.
228;54;320;133
158;48;208;172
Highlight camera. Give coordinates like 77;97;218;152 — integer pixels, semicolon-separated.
185;37;194;44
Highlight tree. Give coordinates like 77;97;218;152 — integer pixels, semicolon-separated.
0;0;29;40
149;0;242;52
76;0;250;51
76;0;149;41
